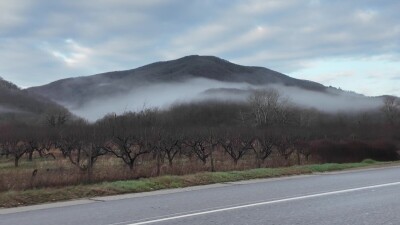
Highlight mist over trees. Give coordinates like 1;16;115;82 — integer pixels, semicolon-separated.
26;56;383;121
0;88;399;190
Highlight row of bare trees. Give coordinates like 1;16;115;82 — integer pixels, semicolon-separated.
0;89;399;184
1;121;397;174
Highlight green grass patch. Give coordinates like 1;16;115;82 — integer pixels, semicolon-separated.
361;159;377;164
305;160;378;172
0;160;397;208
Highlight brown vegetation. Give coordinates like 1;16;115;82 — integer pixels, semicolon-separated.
0;91;399;193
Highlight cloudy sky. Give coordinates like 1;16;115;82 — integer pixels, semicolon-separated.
0;0;399;96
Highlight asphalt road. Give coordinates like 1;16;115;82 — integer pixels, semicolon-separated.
1;166;400;225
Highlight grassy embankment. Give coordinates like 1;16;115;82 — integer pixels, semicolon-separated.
1;159;398;208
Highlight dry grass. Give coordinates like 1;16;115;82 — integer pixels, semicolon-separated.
1;159;398;208
0;148;384;192
0;151;299;192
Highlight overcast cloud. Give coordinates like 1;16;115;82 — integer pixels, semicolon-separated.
0;0;399;96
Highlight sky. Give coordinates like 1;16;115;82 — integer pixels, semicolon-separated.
0;0;399;96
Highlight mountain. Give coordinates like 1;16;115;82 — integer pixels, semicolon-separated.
26;55;382;121
0;77;70;124
28;55;325;105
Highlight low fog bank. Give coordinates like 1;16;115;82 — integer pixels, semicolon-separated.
0;105;28;114
70;78;252;121
270;85;383;113
66;78;383;121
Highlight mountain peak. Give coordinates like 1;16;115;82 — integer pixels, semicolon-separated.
173;55;237;67
177;54;228;62
27;55;327;115
136;55;254;81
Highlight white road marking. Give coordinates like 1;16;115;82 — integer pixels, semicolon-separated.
123;181;400;225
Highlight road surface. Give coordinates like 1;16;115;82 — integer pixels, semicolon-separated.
1;166;400;225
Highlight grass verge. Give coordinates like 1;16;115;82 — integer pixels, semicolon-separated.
0;160;398;208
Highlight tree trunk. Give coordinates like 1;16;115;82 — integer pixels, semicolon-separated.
28;150;33;161
210;150;215;172
77;149;81;164
86;152;93;183
168;158;173;168
129;162;134;171
202;158;207;165
296;150;301;165
233;159;238;167
257;157;262;168
255;153;261;168
87;166;93;183
14;156;19;167
156;151;161;176
284;155;291;166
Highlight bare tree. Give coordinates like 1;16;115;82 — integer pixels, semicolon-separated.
45;110;69;127
106;130;150;171
205;129;220;172
84;128;109;181
8;140;29;167
248;88;291;126
57;135;79;160
147;128;183;176
24;127;49;161
158;130;182;167
251;130;275;168
37;133;57;160
381;96;399;125
184;133;212;165
275;132;296;166
219;132;252;166
100;113;153;171
58;125;107;180
0;126;30;167
298;141;311;162
182;128;220;171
